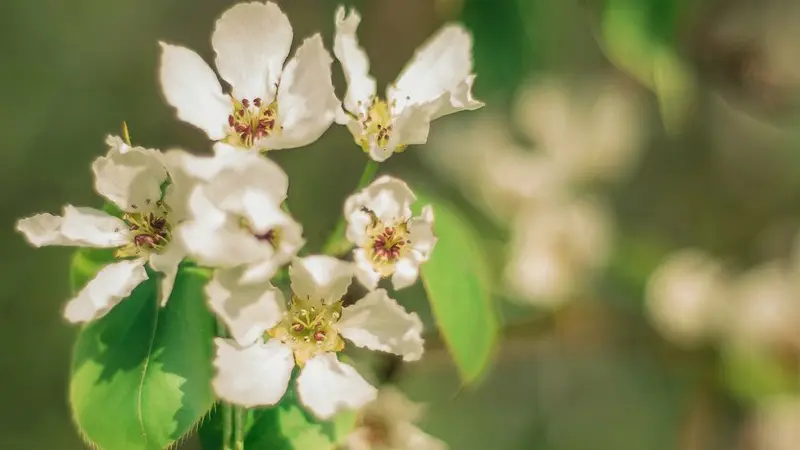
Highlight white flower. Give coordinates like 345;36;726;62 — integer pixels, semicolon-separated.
513;76;645;184
210;255;424;419
159;2;338;151
344;176;436;291
345;386;447;450
333;7;484;162
645;249;729;347
505;198;612;306
167;143;304;283
15;136;190;323
724;263;800;350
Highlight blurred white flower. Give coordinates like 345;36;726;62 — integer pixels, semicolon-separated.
724;262;800;351
345;386;447;450
645;249;729;347
513;77;645;184
159;2;338;151
168;143;304;284
344;176;436;291
505;198;613;307
211;256;424;419
16;136;190;322
333;7;483;162
753;396;800;450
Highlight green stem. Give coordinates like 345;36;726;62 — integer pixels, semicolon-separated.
322;159;379;255
234;406;245;450
222;402;232;450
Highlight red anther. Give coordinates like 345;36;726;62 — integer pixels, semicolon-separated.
384;227;394;235
253;98;262;107
228;115;235;126
241;98;250;108
134;234;156;248
237;109;245;117
314;330;326;342
291;322;304;332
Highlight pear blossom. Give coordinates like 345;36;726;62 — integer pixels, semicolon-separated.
645;249;729;347
210;256;424;419
505;198;612;306
167;143;304;283
333;6;484;162
15;136;190;323
344;176;436;291
159;2;338;151
345;386;447;450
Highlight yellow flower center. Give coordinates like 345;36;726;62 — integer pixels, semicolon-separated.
267;296;344;366
115;204;172;258
362;209;410;276
225;96;279;149
354;98;407;154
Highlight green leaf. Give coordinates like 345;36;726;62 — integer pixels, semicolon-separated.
245;386;356;450
69;249;216;450
417;193;499;385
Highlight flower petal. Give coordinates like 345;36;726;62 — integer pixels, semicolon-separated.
407;204;437;259
212;1;292;102
338;289;424;361
238;206;305;284
296;353;377;420
353;249;381;291
345;209;372;247
289;255;354;303
178;219;272;269
16;206;130;248
391;257;419;290
202;151;289;214
64;259;149;323
333;6;376;116
390;25;482;119
344;175;415;225
259;34;338;150
158;43;230;140
148;241;186;306
92;137;168;212
212;338;294;408
207;268;286;347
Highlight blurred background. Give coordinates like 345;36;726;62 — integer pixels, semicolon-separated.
4;0;800;448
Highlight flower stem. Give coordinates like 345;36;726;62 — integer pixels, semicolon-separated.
234;406;245;450
222;402;232;450
322;159;379;255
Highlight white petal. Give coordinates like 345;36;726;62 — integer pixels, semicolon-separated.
345;209;371;246
353;249;381;291
259;34;338;150
289;255;354;302
344;175;415;225
207;268;286;346
178;219;271;268
338;289;424;361
239;209;305;284
408;205;437;260
333;7;376;115
202;152;289;215
212;338;294;408
391;257;420;290
296;353;377;420
148;241;185;306
388;102;435;149
92;138;168;212
64;259;149;323
212;1;292;102
158;43;230;140
17;206;130;248
390;24;482;118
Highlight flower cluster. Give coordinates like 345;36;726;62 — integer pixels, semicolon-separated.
16;1;481;424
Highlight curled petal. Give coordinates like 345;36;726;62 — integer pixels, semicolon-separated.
207;268;286;347
93;138;168;213
212;338;294;408
64;259;148;323
296;353;377;420
353;249;381;291
339;289;424;361
344;176;415;225
333;6;376;116
16;206;129;248
148;241;186;306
